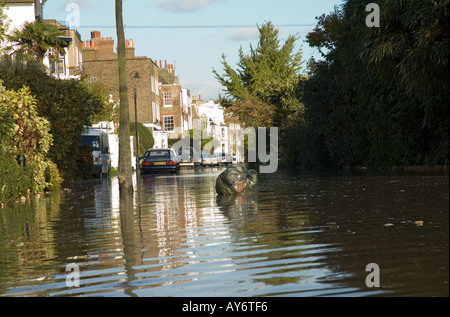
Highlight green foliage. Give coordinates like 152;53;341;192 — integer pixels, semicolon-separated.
0;55;107;180
0;153;35;205
6;21;68;62
44;160;63;192
214;22;305;129
83;80;118;124
186;129;214;151
129;122;155;157
0;83;53;193
301;0;449;169
0;98;14;153
0;0;9;45
75;144;93;180
214;21;306;167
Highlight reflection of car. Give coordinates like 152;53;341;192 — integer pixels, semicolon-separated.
140;148;180;174
81;128;111;178
215;153;233;165
177;146;195;167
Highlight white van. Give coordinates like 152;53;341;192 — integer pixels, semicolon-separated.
81;128;111;177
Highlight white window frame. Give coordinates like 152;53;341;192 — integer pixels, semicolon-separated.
163;91;172;107
163;115;174;132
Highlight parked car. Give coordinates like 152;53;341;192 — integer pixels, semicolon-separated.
177;146;195;167
140;148;180;174
215;153;233;165
195;153;213;167
210;153;219;166
81;128;111;178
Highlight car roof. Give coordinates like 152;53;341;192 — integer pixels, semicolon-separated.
146;148;174;151
81;128;108;136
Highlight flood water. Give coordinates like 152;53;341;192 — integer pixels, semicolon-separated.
0;167;448;297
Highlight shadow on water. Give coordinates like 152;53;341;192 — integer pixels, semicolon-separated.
0;168;448;296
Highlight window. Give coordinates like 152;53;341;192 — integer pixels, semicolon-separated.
145;150;170;157
163;91;172;107
164;116;174;132
152;102;156;123
57;59;65;75
50;58;65;76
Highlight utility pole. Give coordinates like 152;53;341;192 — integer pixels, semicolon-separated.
115;0;133;195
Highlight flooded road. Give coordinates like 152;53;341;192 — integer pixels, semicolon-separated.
0;167;448;297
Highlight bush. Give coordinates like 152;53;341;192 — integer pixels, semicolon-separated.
0;153;35;205
75;144;94;179
44;159;62;192
0;82;53;193
129;122;154;157
0;55;108;181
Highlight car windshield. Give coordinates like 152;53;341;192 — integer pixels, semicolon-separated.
81;136;100;150
145;150;171;157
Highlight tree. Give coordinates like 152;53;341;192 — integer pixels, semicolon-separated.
115;0;133;195
303;0;449;169
7;21;68;63
214;22;306;168
0;0;9;45
0;54;106;180
214;22;305;129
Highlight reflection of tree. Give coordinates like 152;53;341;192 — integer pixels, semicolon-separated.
119;192;137;296
0;191;61;293
216;183;313;289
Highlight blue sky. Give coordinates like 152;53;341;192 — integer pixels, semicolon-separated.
43;0;342;100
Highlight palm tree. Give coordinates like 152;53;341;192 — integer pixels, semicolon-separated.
7;21;67;63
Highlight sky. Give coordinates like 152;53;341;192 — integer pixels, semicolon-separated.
43;0;342;100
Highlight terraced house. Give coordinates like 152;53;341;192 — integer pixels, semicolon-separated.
81;31;167;147
158;61;193;140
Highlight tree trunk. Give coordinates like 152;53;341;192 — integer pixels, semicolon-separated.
115;0;133;195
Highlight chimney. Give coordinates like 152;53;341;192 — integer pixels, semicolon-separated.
82;41;85;48
160;60;162;68
165;60;168;68
126;40;129;46
91;31;101;39
130;39;134;47
86;41;90;48
90;40;95;48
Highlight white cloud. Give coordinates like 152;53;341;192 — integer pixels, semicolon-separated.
58;0;96;11
154;0;227;13
182;79;223;100
226;27;259;42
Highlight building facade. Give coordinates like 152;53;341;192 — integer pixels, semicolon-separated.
44;19;82;79
81;31;165;147
158;62;193;141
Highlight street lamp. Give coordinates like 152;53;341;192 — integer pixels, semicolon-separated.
132;71;140;175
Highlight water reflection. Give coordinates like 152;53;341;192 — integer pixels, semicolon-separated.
0;168;448;297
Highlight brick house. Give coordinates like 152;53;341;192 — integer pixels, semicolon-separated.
81;31;165;146
158;62;192;141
